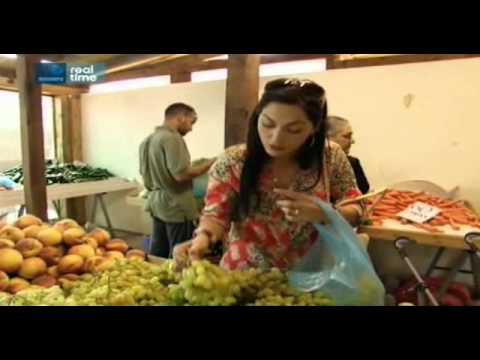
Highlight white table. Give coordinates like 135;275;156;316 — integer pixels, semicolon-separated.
0;178;139;235
360;220;480;302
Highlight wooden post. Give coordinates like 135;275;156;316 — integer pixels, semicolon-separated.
326;54;337;70
54;95;87;224
171;71;191;83
17;54;48;221
224;54;260;148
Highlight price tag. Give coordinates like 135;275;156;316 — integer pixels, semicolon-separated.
398;202;441;224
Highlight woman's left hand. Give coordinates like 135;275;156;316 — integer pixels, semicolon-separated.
274;189;329;224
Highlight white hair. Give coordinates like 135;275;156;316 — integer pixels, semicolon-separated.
327;116;350;137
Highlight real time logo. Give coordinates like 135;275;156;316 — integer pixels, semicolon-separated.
36;63;106;85
66;64;106;84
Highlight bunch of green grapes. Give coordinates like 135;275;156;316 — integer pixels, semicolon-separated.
174;261;334;306
227;267;283;304
253;289;334;306
3;286;72;306
66;260;171;306
230;267;334;306
0;292;12;306
176;260;237;306
154;259;183;285
350;275;384;306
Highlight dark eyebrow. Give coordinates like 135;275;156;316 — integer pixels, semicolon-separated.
261;113;306;127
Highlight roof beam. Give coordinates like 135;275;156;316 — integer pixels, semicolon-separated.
103;54;175;74
105;54;220;82
0;77;89;96
331;54;480;69
103;54;328;82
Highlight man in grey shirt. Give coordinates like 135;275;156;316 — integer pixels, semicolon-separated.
139;103;214;258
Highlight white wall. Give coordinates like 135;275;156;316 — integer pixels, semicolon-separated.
82;81;226;233
0;91;56;171
82;58;480;283
283;60;480;208
82;81;226;181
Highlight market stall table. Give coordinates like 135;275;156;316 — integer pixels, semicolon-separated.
0;178;139;236
359;219;480;303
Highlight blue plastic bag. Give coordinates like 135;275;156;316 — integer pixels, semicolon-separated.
191;158;211;199
287;199;385;306
0;176;17;190
193;173;209;199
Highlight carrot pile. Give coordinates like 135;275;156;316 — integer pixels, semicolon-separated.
366;190;480;233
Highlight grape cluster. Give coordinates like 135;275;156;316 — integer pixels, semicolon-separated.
0;259;336;306
65;259;171;306
175;260;237;306
171;260;335;306
0;286;71;306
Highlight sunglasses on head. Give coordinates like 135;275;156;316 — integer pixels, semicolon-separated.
265;78;326;101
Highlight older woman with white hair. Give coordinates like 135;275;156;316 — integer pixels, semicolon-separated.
327;116;370;194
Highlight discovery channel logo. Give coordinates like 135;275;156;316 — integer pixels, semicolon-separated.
36;63;106;85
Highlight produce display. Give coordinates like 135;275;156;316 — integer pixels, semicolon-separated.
0;214;336;306
0;214;145;296
0;258;335;306
2;160;114;185
364;190;480;233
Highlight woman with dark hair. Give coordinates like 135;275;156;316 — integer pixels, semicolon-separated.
174;78;364;271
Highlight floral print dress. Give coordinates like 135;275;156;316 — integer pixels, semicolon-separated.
201;141;363;271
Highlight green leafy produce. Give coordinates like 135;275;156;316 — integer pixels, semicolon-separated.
2;160;114;185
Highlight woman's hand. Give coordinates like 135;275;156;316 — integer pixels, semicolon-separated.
172;241;192;267
189;233;211;261
275;189;329;225
172;233;211;267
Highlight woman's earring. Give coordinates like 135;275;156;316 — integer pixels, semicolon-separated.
309;136;316;148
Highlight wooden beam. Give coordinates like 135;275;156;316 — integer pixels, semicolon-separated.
171;71;191;83
39;54;68;62
0;78;89;96
0;55;90;95
54;94;87;224
53;97;64;161
331;54;480;69
103;54;328;83
260;54;329;64
325;54;336;70
0;67;15;79
105;54;221;82
41;54;121;64
17;55;48;221
70;95;83;162
103;54;174;74
224;54;260;148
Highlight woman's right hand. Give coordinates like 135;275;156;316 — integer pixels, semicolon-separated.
188;233;211;261
173;233;211;267
172;241;192;268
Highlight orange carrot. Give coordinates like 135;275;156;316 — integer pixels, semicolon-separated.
374;211;400;217
447;217;461;231
379;199;399;206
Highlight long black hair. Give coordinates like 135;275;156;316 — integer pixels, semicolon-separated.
238;78;328;218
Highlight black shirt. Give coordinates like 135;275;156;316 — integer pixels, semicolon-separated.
348;156;370;194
